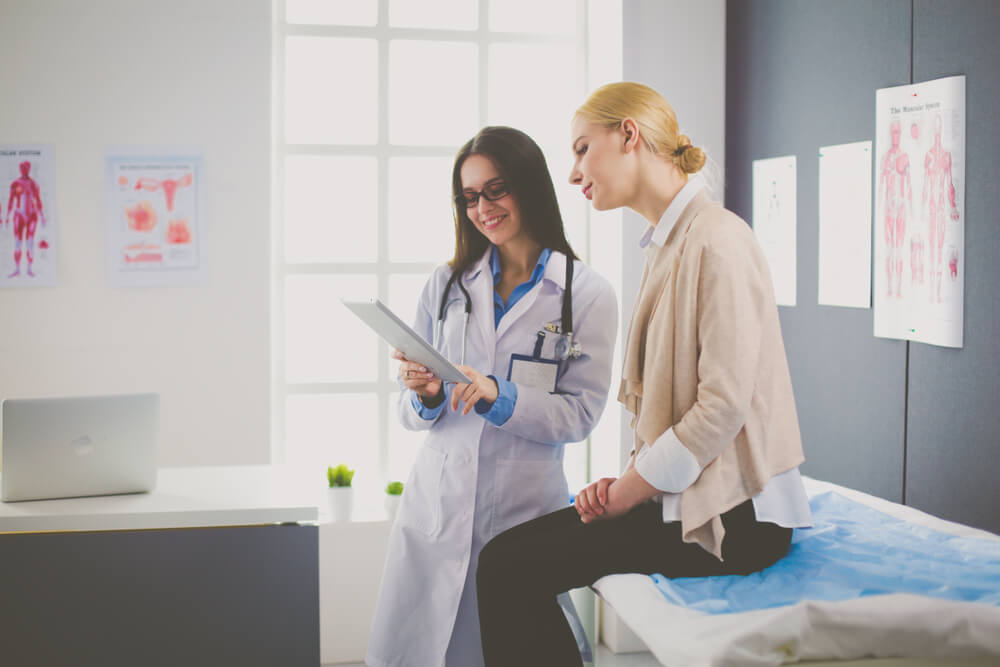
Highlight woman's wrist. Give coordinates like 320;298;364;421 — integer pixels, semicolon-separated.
614;467;660;511
418;385;445;408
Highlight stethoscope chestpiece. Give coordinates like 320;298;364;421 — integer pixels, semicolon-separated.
554;332;582;361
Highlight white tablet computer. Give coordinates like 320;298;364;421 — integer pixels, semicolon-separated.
342;299;473;384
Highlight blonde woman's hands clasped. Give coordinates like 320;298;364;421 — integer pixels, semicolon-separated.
394;349;442;400
451;365;499;415
575;466;662;524
575;477;620;523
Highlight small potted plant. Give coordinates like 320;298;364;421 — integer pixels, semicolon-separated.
326;464;355;522
384;481;404;521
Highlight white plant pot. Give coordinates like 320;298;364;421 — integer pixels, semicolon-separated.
327;486;354;522
384;494;401;522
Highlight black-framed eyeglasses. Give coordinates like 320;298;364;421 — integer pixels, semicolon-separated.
455;179;510;208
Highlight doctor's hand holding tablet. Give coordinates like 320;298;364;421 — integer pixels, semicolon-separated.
393;348;497;416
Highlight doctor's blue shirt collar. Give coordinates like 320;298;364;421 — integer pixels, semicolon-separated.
489;245;551;285
489;245;551;327
639;173;706;253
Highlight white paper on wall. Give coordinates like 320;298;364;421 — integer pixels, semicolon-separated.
0;144;57;288
106;154;205;288
752;155;797;307
818;141;873;309
873;75;965;348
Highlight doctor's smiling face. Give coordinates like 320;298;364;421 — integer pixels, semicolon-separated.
459;153;526;248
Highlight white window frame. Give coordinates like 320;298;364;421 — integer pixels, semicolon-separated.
272;0;621;489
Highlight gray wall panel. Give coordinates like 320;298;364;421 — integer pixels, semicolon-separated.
907;0;1000;533
726;0;912;501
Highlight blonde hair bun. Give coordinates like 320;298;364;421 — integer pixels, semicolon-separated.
576;82;706;175
673;134;706;174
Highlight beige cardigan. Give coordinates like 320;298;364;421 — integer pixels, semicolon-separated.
619;190;805;560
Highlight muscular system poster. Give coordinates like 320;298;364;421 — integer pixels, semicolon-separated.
106;154;204;287
874;75;965;348
0;144;56;288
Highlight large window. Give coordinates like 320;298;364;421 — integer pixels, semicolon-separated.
273;0;622;493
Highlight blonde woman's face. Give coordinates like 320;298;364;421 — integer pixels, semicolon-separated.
568;116;632;211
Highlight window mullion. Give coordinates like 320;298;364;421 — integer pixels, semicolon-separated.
376;0;391;485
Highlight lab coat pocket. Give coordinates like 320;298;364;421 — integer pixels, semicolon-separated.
399;445;446;537
491;458;569;538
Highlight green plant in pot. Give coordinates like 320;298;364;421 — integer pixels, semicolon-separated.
326;464;355;522
384;480;404;521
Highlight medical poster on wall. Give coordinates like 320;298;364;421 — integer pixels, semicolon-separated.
106;154;204;287
874;75;965;348
0;144;57;288
752;155;797;307
818;141;873;309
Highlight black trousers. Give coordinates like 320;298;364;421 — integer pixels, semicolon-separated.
476;499;792;667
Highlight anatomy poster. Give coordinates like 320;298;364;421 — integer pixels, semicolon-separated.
874;75;965;348
818;141;872;309
0;144;56;288
106;154;204;287
752;155;797;307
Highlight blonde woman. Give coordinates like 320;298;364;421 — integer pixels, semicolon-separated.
476;82;813;666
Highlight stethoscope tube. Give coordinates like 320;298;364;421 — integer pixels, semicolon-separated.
436;254;579;364
436;270;472;365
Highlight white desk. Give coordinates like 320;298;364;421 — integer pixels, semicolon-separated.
0;464;318;533
0;465;320;667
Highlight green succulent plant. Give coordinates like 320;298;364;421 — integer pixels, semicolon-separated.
385;481;404;496
326;464;355;488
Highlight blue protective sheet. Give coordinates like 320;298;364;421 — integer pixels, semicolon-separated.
651;491;1000;615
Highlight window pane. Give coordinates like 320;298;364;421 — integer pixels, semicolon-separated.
541;143;588;255
286;0;376;26
489;0;577;34
285;156;377;263
286;394;379;476
285;274;378;383
387;391;424;483
388;157;455;263
389;0;476;30
286;37;377;145
387;273;434;380
488;43;579;149
389;41;478;146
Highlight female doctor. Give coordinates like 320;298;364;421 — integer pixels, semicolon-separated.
365;126;618;667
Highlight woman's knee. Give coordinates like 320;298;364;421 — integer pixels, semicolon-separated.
478;529;522;584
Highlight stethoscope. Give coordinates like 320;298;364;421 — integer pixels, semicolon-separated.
433;255;582;364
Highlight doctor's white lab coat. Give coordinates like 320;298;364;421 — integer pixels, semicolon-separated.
365;248;618;667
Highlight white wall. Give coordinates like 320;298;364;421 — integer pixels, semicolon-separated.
0;0;272;466
619;0;727;461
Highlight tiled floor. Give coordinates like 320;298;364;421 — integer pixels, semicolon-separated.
329;652;1000;666
326;644;663;667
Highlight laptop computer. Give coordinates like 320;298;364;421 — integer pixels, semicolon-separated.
1;393;159;502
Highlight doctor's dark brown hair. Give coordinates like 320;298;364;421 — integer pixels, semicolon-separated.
449;126;578;275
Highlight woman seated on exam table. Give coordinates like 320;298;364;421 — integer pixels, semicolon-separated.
365;126;618;667
475;82;815;666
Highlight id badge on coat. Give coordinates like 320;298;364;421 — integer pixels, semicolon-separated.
507;354;559;393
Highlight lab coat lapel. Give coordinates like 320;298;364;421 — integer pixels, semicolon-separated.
495;251;567;343
465;251;496;371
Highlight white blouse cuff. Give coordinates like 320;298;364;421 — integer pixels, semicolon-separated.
633;427;703;493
